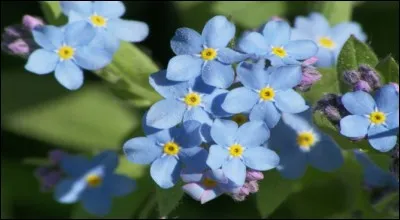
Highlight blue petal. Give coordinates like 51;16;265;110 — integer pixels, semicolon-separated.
368;125;398;152
387;110;399;129
182;183;204;201
261;20;290;46
180;147;208;172
149;70;190;99
308;134;344;172
236;61;268;90
60;1;92;16
183;107;213;126
206;145;229;170
374;85;399;114
201;188;222;204
123;137;162;165
249;102;281;129
32;25;63;50
268;65;302;90
89;28;120;54
147;127;176;144
64;21;96;47
341;91;376;115
91;150;119;173
150;156;180;189
60;155;91;177
203;89;232;118
274;89;309;113
200;123;213;144
243;147;280;170
66;10;86;24
170;28;203;55
222;87;258;114
217;48;249;64
175;121;203;148
315;48;335;67
145;99;186;129
25;49;58;75
281;112;314;133
285;40;318;60
81;189;112;216
104;174;135;197
277;148;308;179
54;178;86;204
191;76;216;94
55;61;84;90
339;115;369;138
236;32;268;56
206;169;228;183
74;46;113;70
222;158;246;186
202;15;235;48
210;119;238;147
166;55;203;81
107;18;149;42
93;1;125;18
181;169;204;183
305;13;330;36
201;60;234;89
290;27;312;40
235;121;270;146
331;22;367;46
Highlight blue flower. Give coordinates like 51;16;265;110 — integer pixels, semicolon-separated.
123;121;208;189
353;149;398;190
166;15;248;88
269;109;344;179
206;119;279;186
181;169;239;204
291;12;367;67
222;62;308;128
340;85;399;152
60;1;149;53
25;21;113;90
236;20;318;66
146;70;231;130
54;151;135;216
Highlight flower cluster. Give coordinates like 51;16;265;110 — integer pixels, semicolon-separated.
11;1;149;90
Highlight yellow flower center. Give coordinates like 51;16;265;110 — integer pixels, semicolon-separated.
259;87;275;101
229;144;244;157
369;111;386;125
57;46;74;60
184;92;201;107
271;46;287;58
232;114;248;126
296;132;316;149
318;37;336;49
200;48;217;61
163;142;180;156
202;177;218;189
86;174;102;187
90;15;107;27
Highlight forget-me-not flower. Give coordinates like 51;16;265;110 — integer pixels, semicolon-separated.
146;70;231;130
123;121;208;189
222;62;308;128
291;12;367;67
25;21;113;90
236;20;318;66
166;15;248;88
181;168;239;204
60;1;149;53
54;151;135;216
206;119;279;186
269;109;344;179
340;85;399;152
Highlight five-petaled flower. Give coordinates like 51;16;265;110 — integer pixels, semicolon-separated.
206;119;280;186
60;1;149;53
339;85;399;152
166;15;248;88
25;21;113;90
236;20;318;66
222;63;309;128
269;109;344;179
54;151;136;216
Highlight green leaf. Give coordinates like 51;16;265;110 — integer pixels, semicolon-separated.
2;81;140;152
40;1;67;26
312;1;353;25
256;170;296;218
94;41;161;108
375;55;399;83
155;182;184;217
374;191;399;213
336;35;379;93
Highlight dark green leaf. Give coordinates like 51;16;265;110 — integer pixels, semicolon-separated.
40;1;67;26
156;182;184;217
375;55;399;83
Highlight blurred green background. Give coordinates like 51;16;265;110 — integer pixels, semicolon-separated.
1;1;398;219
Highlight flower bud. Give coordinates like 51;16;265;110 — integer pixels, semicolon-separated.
343;70;361;85
40;171;63;192
296;65;322;92
231;193;247;202
247;181;259;193
359;65;381;90
239;185;250;196
353;80;372;92
302;57;318;66
246;170;264;181
390;82;399;93
48;149;66;165
22;15;44;30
